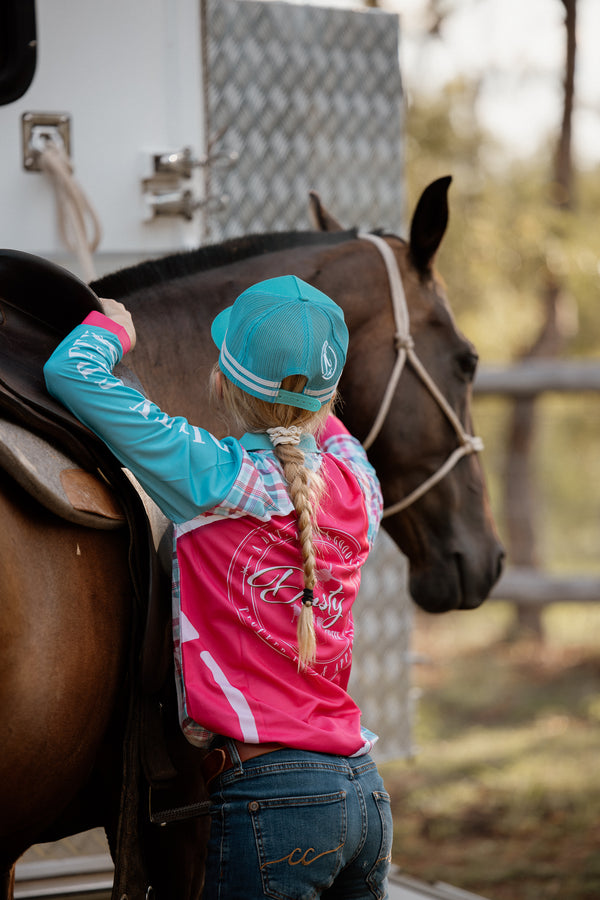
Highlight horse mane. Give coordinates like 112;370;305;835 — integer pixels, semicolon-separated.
91;229;357;298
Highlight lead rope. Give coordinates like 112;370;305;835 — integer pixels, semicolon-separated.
38;138;102;282
357;232;483;518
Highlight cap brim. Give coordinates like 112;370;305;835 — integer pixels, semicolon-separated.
211;305;232;349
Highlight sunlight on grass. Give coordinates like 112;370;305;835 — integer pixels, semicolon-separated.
413;601;600;655
544;603;600;645
387;718;600;805
382;604;600;900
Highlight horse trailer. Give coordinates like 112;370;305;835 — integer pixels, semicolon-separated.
3;0;429;890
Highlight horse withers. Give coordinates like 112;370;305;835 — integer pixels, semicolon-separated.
0;177;503;899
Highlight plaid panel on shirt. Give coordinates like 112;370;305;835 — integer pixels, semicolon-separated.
321;432;383;547
229;451;292;517
201;448;312;521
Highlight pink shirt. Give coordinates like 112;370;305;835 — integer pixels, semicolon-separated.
174;424;382;756
44;316;383;756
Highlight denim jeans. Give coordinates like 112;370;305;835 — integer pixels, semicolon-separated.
202;743;393;900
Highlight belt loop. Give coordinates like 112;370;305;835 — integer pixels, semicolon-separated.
226;738;244;774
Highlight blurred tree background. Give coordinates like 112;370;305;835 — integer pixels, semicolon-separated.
374;7;600;896
396;0;600;602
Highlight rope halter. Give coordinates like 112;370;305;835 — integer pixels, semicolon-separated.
358;232;484;519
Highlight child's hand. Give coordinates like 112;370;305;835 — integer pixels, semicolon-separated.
99;298;136;351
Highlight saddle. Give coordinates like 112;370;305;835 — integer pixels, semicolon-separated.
0;248;133;464
0;249;170;660
0;415;127;527
0;250;179;899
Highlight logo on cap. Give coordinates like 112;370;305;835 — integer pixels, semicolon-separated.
321;341;337;381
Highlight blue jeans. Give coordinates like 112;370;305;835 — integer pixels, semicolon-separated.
202;743;393;899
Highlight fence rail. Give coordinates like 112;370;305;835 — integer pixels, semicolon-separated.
491;567;600;605
474;359;600;396
475;358;600;608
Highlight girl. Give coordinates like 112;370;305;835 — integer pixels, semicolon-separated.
44;275;393;899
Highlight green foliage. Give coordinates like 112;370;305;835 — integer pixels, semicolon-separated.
405;80;600;362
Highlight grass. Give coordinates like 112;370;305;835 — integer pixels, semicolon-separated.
381;602;600;900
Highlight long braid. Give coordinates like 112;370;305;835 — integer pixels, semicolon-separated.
273;442;320;669
213;365;332;670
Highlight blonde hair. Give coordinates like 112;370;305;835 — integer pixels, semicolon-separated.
211;365;334;669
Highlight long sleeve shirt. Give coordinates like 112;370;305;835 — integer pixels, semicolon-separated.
44;312;383;756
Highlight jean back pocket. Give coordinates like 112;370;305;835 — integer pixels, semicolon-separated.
249;790;347;900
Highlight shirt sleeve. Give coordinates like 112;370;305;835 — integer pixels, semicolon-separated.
319;415;383;546
43;316;243;523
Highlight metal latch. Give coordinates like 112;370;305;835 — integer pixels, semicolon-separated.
141;145;237;222
22;112;71;171
143;187;229;222
152;146;238;179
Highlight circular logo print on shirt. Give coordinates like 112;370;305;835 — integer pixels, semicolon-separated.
227;521;362;672
320;340;337;380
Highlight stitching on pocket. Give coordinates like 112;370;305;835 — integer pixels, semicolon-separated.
366;790;393;899
250;790;347;900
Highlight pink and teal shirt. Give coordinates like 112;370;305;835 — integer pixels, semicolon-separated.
44;313;383;757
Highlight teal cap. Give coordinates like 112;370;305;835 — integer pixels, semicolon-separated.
211;275;348;412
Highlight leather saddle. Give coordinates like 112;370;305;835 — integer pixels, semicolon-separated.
0;250;187;899
0;249;170;689
0;415;126;527
0;248;133;465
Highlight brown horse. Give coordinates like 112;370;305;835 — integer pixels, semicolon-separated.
0;177;503;899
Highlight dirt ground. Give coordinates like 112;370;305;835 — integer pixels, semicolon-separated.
381;602;600;900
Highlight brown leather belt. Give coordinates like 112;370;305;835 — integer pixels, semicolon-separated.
201;741;285;790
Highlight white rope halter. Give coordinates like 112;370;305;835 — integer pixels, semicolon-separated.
38;139;102;282
358;232;484;519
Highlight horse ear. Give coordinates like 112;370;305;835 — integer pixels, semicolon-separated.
409;175;452;275
308;190;344;232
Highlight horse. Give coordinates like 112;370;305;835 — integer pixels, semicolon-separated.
0;177;504;899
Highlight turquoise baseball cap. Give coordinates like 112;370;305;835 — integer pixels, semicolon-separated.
211;275;348;412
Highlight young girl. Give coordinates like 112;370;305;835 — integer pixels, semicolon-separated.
44;275;393;899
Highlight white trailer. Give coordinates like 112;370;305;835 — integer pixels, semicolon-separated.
0;0;405;279
0;0;207;279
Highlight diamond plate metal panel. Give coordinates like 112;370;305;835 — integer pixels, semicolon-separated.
349;534;415;762
202;0;404;239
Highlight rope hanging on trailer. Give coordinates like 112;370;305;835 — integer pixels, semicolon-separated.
38;139;102;283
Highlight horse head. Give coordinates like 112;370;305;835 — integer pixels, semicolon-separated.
311;177;504;612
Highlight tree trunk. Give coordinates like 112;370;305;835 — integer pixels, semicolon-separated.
554;0;577;207
504;276;569;639
505;0;577;639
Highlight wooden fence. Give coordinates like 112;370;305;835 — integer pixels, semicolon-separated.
474;359;600;606
475;359;600;397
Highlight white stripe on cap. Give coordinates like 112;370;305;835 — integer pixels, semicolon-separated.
305;381;340;399
220;339;280;398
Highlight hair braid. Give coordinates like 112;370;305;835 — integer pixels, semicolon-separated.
274;443;320;668
212;365;333;670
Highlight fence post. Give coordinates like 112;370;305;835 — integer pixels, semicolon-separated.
503;273;573;639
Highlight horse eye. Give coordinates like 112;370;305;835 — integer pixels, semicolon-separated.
458;348;479;381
